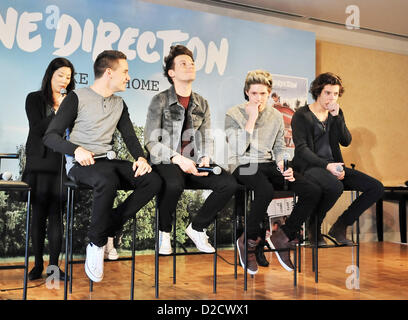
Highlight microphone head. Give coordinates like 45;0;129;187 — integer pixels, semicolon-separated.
1;171;12;181
283;152;290;161
336;165;344;172
106;151;116;160
60;88;67;95
212;166;222;175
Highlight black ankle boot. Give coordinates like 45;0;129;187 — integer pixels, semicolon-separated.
328;220;353;245
28;265;43;280
255;240;269;267
307;223;327;246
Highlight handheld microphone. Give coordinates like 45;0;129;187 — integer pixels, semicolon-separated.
60;88;67;96
336;165;344;173
283;153;290;191
73;151;116;163
0;171;13;181
197;166;222;175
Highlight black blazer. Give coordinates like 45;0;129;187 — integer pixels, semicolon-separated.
291;105;352;174
25;91;62;172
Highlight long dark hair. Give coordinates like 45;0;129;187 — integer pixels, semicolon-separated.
40;57;75;107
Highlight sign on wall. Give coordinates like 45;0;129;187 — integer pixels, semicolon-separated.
0;0;315;175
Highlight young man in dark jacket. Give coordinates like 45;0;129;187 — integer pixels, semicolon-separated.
291;72;384;245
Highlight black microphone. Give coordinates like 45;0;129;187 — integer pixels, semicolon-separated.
60;88;67;96
283;153;290;191
197;166;222;175
0;171;12;181
73;151;116;163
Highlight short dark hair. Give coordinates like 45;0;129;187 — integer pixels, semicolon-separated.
94;50;127;79
40;57;75;107
310;72;345;100
163;45;194;84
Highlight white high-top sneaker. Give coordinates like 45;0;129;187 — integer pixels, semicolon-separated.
159;231;172;255
104;237;119;260
185;223;215;253
85;243;104;282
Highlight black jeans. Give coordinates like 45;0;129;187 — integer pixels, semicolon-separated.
304;166;384;227
68;159;162;247
153;164;238;232
30;171;63;267
233;162;322;241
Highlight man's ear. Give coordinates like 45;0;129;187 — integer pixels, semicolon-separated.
168;69;175;79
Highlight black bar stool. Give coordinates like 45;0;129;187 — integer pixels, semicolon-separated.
305;188;360;283
154;187;218;298
64;179;138;300
0;153;31;300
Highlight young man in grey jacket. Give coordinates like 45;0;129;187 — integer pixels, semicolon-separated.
144;45;237;254
225;70;322;275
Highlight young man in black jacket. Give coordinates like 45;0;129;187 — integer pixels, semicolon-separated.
291;72;384;245
43;50;161;282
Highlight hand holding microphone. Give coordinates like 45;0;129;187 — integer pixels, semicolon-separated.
279;153;295;190
55;88;68;112
327;162;345;180
196;165;222;175
74;147;116;166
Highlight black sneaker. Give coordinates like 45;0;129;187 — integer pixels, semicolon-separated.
268;228;294;272
328;220;353;245
237;233;260;275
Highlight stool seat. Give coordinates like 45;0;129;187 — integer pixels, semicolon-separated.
0;180;30;190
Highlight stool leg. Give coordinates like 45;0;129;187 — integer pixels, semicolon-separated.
69;188;74;294
130;216;136;300
244;190;248;291
315;219;318;283
213;218;217;293
172;216;176;284
23;190;31;300
155;201;159;298
233;200;238;279
64;187;71;300
293;246;297;287
399;198;407;243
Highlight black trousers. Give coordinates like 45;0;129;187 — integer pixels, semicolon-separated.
69;159;162;247
233;162;322;241
153;164;238;232
304;166;384;227
29;171;63;267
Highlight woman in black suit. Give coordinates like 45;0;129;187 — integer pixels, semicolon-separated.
25;58;75;280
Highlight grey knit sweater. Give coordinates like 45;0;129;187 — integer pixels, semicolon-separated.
224;103;287;172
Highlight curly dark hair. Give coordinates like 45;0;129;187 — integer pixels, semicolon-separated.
310;72;345;100
163;45;194;84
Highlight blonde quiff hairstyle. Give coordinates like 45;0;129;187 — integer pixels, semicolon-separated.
243;69;273;101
